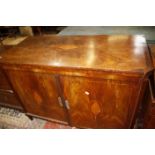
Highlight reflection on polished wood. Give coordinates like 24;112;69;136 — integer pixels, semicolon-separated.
0;35;152;73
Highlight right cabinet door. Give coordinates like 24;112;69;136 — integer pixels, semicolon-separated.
60;75;139;128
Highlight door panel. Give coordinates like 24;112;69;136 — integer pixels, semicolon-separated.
60;76;138;128
5;70;68;123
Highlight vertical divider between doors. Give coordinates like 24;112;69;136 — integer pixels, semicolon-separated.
54;74;71;125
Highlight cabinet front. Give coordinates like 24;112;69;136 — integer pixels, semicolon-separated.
5;70;68;123
0;69;12;90
60;76;139;128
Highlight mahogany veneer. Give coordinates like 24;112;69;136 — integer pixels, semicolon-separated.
0;46;23;110
0;35;154;128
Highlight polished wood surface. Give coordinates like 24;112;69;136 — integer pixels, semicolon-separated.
0;35;152;74
0;45;23;110
0;69;12;90
0;35;153;128
5;70;68;123
60;75;140;128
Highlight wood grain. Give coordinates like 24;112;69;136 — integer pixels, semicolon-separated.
0;35;153;128
5;69;68;123
0;35;152;74
60;75;141;128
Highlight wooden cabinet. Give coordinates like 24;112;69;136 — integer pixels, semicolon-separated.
2;66;142;128
0;35;153;128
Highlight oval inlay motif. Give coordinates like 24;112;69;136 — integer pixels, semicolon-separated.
91;101;101;116
33;91;42;104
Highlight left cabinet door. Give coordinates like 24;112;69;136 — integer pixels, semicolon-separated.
4;69;68;124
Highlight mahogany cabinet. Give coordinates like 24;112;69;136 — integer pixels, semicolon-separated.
0;35;153;128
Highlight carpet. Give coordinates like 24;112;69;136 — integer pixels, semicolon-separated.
0;107;72;129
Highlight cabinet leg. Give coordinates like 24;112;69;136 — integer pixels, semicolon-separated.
27;115;34;120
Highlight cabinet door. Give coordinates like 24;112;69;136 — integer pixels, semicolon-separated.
60;76;139;128
5;70;68;123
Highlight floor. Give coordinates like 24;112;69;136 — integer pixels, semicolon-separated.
0;107;72;129
59;26;155;40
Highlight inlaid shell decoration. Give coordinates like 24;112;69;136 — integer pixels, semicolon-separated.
91;101;101;116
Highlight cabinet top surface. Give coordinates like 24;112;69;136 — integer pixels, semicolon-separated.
0;35;152;74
